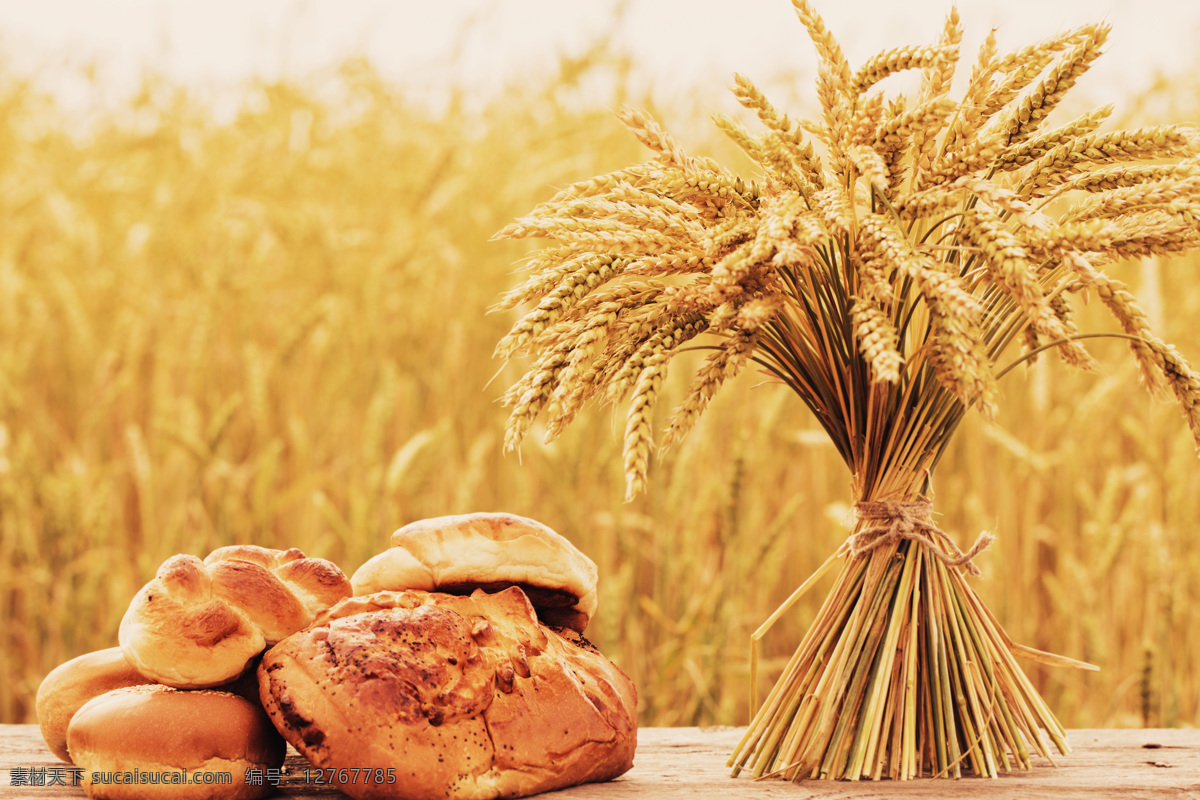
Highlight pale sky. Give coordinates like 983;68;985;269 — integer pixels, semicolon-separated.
0;0;1197;112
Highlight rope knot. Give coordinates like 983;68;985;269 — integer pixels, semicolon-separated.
847;498;995;576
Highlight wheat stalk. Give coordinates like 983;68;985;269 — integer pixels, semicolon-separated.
493;0;1200;779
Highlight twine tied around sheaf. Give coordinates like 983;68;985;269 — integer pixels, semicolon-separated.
847;498;996;577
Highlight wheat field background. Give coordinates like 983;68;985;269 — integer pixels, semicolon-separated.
1;31;1198;732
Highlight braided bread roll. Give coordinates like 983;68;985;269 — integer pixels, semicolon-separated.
119;546;351;689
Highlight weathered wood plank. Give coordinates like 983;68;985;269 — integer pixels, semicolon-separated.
2;725;1197;798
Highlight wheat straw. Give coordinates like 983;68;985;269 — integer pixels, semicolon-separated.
493;0;1200;780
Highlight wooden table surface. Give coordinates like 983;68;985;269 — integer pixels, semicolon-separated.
2;725;1197;798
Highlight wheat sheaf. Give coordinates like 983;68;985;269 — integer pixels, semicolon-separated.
493;1;1200;504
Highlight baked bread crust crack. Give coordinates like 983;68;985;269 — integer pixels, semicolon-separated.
258;588;636;800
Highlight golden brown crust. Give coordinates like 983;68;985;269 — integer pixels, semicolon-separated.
204;546;351;617
272;556;356;616
67;685;285;800
120;548;351;689
203;545;291;570
206;560;310;644
259;588;636;800
35;648;157;763
350;512;599;632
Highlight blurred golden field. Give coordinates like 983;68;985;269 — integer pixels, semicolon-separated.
1;41;1198;733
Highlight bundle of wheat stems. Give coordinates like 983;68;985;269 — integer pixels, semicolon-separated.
492;0;1200;781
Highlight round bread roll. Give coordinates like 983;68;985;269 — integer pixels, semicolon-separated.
68;684;285;800
120;546;351;688
36;648;156;762
258;588;637;800
36;647;271;764
350;512;598;632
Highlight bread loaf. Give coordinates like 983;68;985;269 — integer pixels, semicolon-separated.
350;512;598;632
120;546;351;688
258;588;636;800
